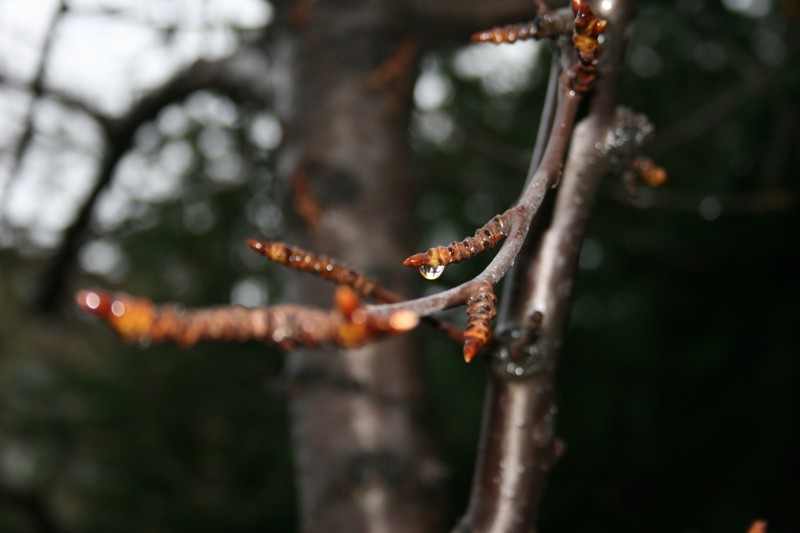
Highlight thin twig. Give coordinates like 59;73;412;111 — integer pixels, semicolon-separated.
247;239;465;343
471;6;574;44
76;286;418;349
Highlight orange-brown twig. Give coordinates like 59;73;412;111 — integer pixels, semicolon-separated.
570;0;607;92
247;239;396;301
463;281;497;362
403;212;512;280
76;287;417;350
248;238;466;345
472;21;543;44
471;5;575;45
632;156;668;187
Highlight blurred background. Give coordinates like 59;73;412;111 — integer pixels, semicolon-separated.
0;0;798;531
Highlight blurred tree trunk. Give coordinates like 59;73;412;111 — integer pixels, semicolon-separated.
271;2;441;531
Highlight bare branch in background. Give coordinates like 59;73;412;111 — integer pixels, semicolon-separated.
1;0;68;226
33;49;272;312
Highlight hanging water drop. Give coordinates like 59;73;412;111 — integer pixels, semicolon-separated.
418;264;445;280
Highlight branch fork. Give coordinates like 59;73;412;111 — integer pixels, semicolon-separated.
76;0;613;366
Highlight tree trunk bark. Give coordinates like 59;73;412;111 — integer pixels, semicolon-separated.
272;2;445;531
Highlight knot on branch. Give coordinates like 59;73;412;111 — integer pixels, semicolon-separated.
493;341;551;378
596;106;655;171
463;281;497;362
492;311;549;378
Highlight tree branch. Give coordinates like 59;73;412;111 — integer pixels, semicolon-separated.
76;286;418;348
368;81;581;320
247;238;466;344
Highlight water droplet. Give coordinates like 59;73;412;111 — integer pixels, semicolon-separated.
418;264;445;280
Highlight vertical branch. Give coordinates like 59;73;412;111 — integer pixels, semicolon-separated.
458;1;638;532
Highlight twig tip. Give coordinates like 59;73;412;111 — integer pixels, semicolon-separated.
403;253;425;267
463;342;479;363
247;238;266;252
